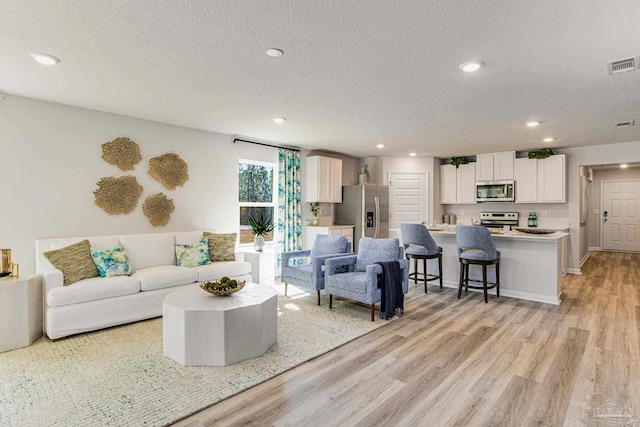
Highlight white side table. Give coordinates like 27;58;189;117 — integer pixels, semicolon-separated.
163;283;277;366
0;275;43;353
244;248;276;286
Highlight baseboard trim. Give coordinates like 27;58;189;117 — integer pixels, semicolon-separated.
588;246;601;251
440;281;560;305
580;252;591;267
566;268;582;275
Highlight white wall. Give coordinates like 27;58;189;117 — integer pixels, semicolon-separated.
588;167;640;249
0;95;278;274
559;140;640;272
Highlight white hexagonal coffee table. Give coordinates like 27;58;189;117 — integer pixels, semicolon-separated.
162;282;277;366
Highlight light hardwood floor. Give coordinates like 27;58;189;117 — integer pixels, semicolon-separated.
173;251;640;426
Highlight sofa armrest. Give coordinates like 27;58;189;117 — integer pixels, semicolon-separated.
325;255;357;276
37;264;64;300
282;250;311;266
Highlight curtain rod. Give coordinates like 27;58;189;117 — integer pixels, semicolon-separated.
233;137;300;152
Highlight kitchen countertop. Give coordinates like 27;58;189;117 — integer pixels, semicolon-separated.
427;228;569;241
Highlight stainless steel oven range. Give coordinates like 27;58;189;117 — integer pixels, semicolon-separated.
479;212;519;229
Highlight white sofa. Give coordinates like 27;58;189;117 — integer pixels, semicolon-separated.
35;231;252;339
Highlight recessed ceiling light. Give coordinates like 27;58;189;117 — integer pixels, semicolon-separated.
266;48;283;58
620;163;629;169
543;137;555;142
273;117;286;124
376;144;385;148
30;52;61;65
526;121;540;127
409;152;417;157
459;61;483;72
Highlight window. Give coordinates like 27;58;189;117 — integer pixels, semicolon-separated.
239;160;277;244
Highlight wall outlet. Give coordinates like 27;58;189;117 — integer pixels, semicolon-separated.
542;210;547;217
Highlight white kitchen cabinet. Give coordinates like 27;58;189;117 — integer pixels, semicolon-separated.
306;156;342;203
456;163;477;203
537;154;566;203
440;163;476;204
440;164;457;204
304;225;354;250
514;158;538;203
476;151;515;181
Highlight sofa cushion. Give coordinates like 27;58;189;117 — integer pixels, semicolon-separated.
310;234;349;258
44;239;100;285
121;233;176;270
46;275;141;307
133;266;198;291
356;237;400;272
175;238;210;268
91;243;135;277
193;261;252;282
203;232;236;262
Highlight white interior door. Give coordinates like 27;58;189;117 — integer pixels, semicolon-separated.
602;180;640;251
387;172;428;231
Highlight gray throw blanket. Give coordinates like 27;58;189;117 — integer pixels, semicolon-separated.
375;261;404;320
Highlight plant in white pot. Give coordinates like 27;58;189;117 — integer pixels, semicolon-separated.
310;203;321;226
249;214;275;252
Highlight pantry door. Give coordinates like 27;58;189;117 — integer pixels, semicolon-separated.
602;180;640;251
387;172;428;231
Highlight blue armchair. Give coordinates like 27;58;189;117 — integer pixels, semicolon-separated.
281;234;351;305
324;237;409;321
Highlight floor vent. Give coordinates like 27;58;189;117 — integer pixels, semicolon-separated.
615;120;635;128
608;56;639;74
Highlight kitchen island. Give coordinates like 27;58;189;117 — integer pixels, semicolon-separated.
412;228;569;305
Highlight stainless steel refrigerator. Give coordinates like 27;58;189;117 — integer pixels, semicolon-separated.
334;184;389;252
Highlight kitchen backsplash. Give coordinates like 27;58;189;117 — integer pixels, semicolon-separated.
442;203;570;229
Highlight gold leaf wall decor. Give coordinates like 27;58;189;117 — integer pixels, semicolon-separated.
93;176;144;215
142;193;175;226
101;137;142;171
148;153;189;190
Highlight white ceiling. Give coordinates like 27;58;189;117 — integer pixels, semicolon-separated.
1;1;640;158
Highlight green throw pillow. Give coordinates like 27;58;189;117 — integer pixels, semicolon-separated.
91;243;134;278
176;238;211;268
203;232;236;262
44;239;100;286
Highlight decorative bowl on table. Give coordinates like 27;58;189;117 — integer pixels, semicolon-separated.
200;277;246;296
513;227;556;235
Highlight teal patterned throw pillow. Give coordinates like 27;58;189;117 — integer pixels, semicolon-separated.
176;238;210;268
91;244;134;278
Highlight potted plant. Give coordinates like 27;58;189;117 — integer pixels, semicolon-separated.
310;203;320;226
528;149;554;159
248;214;275;252
450;157;469;168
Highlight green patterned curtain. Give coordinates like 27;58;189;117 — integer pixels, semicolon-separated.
277;149;302;272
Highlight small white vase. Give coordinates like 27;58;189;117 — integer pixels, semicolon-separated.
254;236;265;252
312;217;319;226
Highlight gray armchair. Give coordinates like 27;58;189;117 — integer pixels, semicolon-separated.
281;234;351;305
324;237;409;321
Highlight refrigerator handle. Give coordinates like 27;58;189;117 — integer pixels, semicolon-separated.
374;196;380;238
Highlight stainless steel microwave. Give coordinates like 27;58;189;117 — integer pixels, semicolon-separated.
476;180;515;202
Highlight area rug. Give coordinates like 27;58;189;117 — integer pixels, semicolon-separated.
0;288;393;426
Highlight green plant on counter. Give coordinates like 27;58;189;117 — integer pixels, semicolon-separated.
528;149;554;159
450;157;469;168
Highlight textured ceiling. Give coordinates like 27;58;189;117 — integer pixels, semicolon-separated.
1;1;639;158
